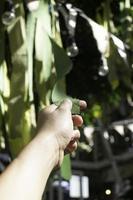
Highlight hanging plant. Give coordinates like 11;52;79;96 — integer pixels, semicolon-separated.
0;0;80;180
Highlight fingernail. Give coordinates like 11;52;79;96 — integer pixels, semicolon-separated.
79;100;87;110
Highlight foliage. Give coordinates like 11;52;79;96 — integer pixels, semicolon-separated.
65;0;133;125
0;0;78;179
0;0;133;188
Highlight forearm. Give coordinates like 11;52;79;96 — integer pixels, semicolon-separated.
0;133;59;200
0;99;85;200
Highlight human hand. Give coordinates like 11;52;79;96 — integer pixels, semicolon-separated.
37;99;87;167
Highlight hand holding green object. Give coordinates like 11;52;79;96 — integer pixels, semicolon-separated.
53;98;87;115
0;99;87;200
37;99;87;167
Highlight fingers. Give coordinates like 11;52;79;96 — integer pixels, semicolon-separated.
65;141;78;154
72;115;83;127
58;99;72;111
71;129;80;141
42;99;86;114
65;129;80;154
72;100;86;127
56;99;87;115
79;100;87;110
59;99;87;111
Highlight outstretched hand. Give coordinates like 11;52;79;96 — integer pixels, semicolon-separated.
0;99;87;200
37;99;87;167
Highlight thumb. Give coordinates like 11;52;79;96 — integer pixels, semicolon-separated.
58;99;72;112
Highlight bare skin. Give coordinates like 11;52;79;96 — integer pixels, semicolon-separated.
0;99;86;200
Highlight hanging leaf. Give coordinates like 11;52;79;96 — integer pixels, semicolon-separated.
26;12;37;138
0;22;10;152
50;38;72;79
34;1;53;107
51;37;73;112
34;0;52;35
108;37;132;91
60;155;72;180
26;12;36;102
7;14;36;157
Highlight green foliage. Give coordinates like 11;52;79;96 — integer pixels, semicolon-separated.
54;98;80;114
0;0;73;178
60;155;72;180
70;0;133;125
0;0;133;180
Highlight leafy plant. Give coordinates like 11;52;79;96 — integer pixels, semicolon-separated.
0;0;75;180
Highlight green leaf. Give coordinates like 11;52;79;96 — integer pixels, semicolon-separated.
7;17;26;54
34;0;52;36
54;97;80;115
7;15;36;157
35;19;53;82
61;155;72;180
26;12;36;101
52;79;67;102
50;38;72;79
34;18;53;106
108;37;132;91
8;138;24;158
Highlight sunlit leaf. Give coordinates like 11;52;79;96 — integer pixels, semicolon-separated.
34;5;53;106
61;155;72;180
7;15;35;156
54;97;80;115
50;38;72;79
108;37;132;91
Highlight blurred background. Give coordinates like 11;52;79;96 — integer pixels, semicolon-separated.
0;0;133;199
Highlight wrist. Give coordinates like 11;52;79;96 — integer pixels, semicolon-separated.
36;132;60;168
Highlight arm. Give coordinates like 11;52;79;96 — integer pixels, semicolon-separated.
0;99;86;200
0;133;59;200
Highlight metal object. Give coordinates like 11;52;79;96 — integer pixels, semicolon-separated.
66;41;79;57
98;57;109;76
57;3;79;57
2;0;16;26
